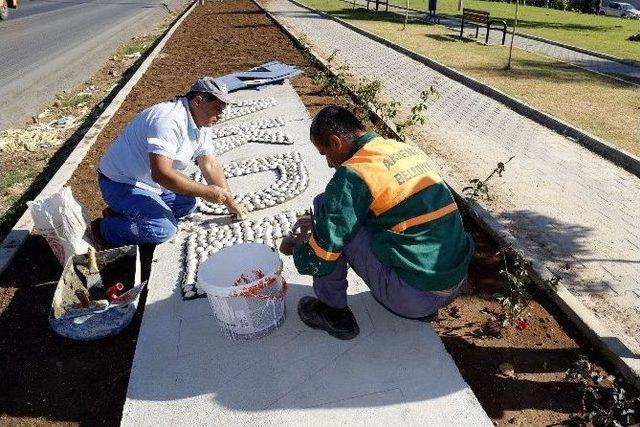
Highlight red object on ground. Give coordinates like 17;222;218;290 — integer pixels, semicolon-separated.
517;319;529;330
106;283;125;301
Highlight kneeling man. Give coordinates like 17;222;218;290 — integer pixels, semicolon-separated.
96;77;247;246
281;106;474;340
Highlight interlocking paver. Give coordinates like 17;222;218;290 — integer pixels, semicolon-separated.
262;0;640;360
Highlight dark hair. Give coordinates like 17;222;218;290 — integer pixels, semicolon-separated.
185;91;218;102
310;105;365;145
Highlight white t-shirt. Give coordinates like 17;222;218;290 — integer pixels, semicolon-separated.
99;97;214;194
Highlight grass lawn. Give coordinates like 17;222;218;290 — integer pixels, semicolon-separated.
299;0;640;154
341;0;640;60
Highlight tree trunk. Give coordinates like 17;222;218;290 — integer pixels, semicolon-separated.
506;0;519;70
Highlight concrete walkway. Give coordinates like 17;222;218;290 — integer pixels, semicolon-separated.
261;0;640;375
121;82;491;426
351;0;640;83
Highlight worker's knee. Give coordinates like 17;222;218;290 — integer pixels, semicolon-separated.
172;196;197;219
137;217;178;244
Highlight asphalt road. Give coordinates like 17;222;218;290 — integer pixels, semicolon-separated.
0;0;187;131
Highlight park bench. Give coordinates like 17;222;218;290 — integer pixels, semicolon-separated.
459;8;507;45
366;0;388;11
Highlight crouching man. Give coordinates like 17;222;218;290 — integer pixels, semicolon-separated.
280;106;475;340
95;77;247;246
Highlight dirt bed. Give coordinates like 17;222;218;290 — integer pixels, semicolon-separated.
0;0;626;426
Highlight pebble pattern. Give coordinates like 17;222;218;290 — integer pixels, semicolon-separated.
180;210;309;299
206;116;294;155
218;97;277;123
194;152;309;215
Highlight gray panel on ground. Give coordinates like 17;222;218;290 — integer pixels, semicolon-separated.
121;81;491;426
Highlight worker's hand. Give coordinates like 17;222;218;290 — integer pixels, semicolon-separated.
291;215;312;242
226;200;248;221
279;235;299;256
202;185;230;204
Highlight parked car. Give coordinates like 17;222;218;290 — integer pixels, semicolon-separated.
599;1;640;18
0;0;18;20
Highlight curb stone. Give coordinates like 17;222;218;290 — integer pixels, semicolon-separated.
0;0;199;276
255;0;640;389
286;0;640;178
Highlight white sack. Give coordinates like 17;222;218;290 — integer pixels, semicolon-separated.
27;186;90;265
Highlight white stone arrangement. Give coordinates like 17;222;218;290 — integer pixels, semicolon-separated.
218;97;277;123
181;210;309;299
206;116;294;156
194;152;309;215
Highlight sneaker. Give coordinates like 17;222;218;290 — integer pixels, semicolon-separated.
297;296;359;340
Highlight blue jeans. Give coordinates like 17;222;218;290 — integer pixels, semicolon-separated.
311;194;467;318
98;174;197;245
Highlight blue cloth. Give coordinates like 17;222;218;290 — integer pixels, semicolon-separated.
98;174;196;245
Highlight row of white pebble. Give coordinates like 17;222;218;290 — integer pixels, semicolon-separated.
194;152;309;215
209;130;293;156
181;209;309;299
209;116;286;139
218;97;277;123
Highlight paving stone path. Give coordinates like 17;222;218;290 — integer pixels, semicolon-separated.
262;0;640;365
348;0;640;82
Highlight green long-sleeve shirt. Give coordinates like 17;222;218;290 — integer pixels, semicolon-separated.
293;132;474;291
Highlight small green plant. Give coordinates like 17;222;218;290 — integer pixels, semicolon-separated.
309;49;353;95
393;87;436;140
57;93;93;110
354;79;383;106
494;251;531;325
299;40;436;143
493;249;560;326
463;156;515;200
566;355;640;426
118;33;156;57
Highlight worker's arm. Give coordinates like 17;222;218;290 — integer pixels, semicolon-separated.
196;155;229;191
197;154;247;219
150;153;229;204
291;167;372;276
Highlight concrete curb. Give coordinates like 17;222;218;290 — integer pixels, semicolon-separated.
0;0;199;277
363;0;640;68
256;0;640;389
287;0;640;178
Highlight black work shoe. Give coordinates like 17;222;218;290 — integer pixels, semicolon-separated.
297;296;360;340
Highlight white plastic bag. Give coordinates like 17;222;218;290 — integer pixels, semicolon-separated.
27;186;90;265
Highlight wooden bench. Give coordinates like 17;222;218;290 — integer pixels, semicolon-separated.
460;8;507;45
366;0;388;12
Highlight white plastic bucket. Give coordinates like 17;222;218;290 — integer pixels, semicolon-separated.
197;243;287;340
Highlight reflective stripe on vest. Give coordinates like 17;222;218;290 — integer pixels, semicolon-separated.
391;202;458;233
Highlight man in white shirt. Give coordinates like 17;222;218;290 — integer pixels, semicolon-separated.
96;77;247;246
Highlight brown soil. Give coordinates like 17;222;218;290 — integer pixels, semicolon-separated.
0;0;625;426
